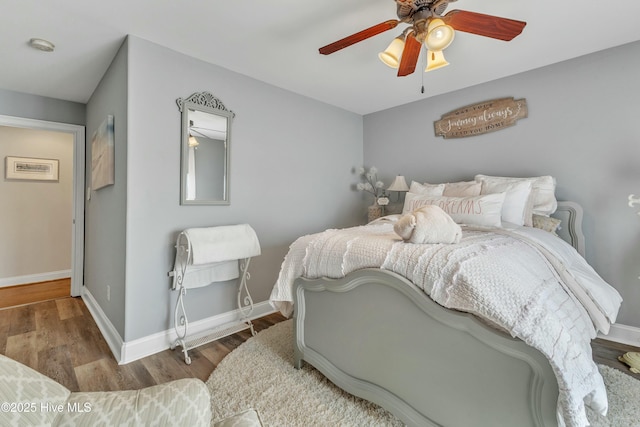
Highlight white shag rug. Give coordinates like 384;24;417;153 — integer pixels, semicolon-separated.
207;320;640;426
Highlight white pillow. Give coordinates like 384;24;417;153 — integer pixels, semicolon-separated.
402;193;506;227
409;181;445;196
479;179;534;226
475;174;557;216
443;181;481;197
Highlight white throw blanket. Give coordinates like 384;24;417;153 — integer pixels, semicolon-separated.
269;220;622;427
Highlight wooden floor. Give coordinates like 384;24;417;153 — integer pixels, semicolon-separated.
0;296;638;393
592;336;640;380
0;278;70;309
0;296;286;392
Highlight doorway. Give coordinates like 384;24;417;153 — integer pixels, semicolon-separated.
0;114;84;298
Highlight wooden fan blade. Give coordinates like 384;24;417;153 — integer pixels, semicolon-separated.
397;32;421;77
443;10;526;41
319;20;399;55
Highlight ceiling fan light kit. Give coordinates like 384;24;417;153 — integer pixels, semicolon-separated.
424;18;455;51
425;50;449;71
378;35;406;68
188;135;200;148
319;0;526;78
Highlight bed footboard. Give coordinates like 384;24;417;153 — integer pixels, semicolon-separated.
293;269;559;427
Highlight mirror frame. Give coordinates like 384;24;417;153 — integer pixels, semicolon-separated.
176;91;235;205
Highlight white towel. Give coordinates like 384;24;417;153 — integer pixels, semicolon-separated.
180;260;239;289
184;224;261;265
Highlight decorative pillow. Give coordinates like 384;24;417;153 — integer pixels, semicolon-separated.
478;179;534;226
532;214;561;235
442;181;482;197
475;174;557;216
402;192;506;227
408;181;445;196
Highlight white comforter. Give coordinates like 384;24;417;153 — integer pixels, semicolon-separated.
269;217;622;427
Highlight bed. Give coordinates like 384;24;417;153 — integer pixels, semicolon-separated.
270;176;623;427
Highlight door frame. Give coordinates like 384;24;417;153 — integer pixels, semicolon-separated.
0;114;85;297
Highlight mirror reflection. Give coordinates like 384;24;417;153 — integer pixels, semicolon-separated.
177;92;234;205
185;110;227;201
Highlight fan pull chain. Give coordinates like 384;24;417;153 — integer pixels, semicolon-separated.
420;46;427;94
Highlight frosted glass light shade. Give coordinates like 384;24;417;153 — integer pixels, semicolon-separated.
387;175;410;192
188;135;200;147
378;37;405;69
425;18;455;51
425;50;449;72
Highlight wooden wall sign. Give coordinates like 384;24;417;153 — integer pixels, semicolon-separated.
434;97;527;139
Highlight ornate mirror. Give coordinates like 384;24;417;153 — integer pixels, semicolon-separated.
176;91;234;205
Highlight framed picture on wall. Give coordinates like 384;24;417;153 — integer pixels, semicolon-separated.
91;114;115;190
5;156;59;181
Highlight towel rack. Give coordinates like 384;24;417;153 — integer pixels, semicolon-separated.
168;227;259;364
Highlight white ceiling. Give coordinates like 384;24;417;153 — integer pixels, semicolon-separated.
2;0;640;115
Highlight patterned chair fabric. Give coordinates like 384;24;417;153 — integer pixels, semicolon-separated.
0;354;211;426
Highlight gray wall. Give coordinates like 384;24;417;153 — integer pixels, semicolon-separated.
84;39;129;338
363;41;640;328
0;126;73;282
85;36;364;342
0;89;85;126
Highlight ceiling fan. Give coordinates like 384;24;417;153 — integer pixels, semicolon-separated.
319;0;526;76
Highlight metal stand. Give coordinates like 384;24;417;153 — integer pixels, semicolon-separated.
169;233;256;365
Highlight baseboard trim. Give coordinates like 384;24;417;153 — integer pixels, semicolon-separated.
598;322;640;348
119;301;276;365
0;270;72;288
82;290;276;365
81;289;124;363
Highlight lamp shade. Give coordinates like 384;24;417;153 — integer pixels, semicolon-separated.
425;50;449;72
378;36;405;69
387;175;409;192
425;18;455;51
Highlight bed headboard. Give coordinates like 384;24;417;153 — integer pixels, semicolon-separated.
551;201;586;257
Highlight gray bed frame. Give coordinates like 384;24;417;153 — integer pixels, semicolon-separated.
292;201;585;427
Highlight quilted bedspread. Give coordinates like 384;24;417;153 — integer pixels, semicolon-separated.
269;218;622;427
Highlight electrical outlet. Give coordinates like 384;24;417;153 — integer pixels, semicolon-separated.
107;285;111;302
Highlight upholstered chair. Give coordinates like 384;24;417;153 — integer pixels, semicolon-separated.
0;354;211;426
